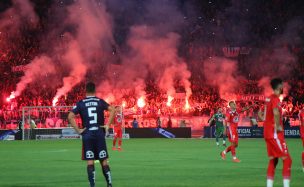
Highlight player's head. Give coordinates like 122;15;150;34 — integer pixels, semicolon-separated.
86;82;96;95
217;107;222;113
228;101;236;110
270;78;283;96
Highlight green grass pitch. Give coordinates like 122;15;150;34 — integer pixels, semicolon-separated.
0;138;303;187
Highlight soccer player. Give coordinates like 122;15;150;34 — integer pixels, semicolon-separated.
209;107;226;146
112;106;124;151
220;101;255;162
299;107;304;172
68;82;116;187
262;78;292;187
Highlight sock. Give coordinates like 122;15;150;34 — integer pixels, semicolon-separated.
216;136;219;144
87;165;95;187
282;156;292;180
267;179;274;187
231;145;236;158
223;135;226;142
283;179;290;187
113;138;117;147
118;139;122;147
225;146;232;153
302;151;304;168
267;158;278;180
102;165;112;185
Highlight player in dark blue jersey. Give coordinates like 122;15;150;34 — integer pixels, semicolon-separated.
68;82;116;187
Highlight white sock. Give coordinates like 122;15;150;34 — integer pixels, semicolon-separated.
223;150;226;154
267;179;273;187
216;142;219;145
233;156;237;160
223;141;226;144
283;179;290;187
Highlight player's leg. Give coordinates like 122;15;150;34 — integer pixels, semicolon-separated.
82;136;96;187
220;127;226;146
281;140;292;187
215;127;220;146
221;127;231;159
231;141;240;162
265;139;279;187
117;129;123;151
112;127;117;150
96;132;112;187
87;160;96;187
100;159;112;187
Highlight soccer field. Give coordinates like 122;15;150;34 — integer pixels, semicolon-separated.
0;139;303;187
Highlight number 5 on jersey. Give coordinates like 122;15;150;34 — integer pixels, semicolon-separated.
88;107;97;124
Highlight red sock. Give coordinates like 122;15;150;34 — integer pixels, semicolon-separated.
231;145;236;157
225;146;232;153
302;152;304;167
267;158;278;179
282;155;292;179
113;138;117;147
118;139;122;147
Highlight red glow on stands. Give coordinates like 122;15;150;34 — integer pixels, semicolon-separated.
166;95;174;107
137;96;146;108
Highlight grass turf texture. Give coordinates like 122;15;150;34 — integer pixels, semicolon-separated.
0;139;303;187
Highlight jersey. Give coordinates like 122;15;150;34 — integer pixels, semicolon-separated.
299;110;304;138
114;113;123;129
263;94;283;139
225;109;241;128
213;113;225;127
72;96;109;129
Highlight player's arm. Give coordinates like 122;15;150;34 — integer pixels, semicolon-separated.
68;112;85;135
104;105;116;134
258;108;264;121
273;108;282;132
208;115;215;126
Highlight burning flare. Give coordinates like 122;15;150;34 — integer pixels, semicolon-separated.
52;97;59;106
184;98;190;110
137;96;146;108
166;95;174;107
6;92;16;102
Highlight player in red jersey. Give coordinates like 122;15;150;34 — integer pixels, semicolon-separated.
220;101;255;163
112;106;124;151
261;78;292;187
299;108;304;172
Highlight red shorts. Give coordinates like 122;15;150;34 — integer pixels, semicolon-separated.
227;126;238;144
113;127;122;138
265;138;289;158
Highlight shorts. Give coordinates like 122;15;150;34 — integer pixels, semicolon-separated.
265;138;289;158
114;127;122;139
215;126;224;138
227;126;238;144
81;129;109;161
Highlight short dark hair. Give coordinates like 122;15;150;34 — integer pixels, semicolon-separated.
270;78;283;90
86;82;96;93
228;101;235;106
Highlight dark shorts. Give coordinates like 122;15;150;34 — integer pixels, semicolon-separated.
81;129;109;161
